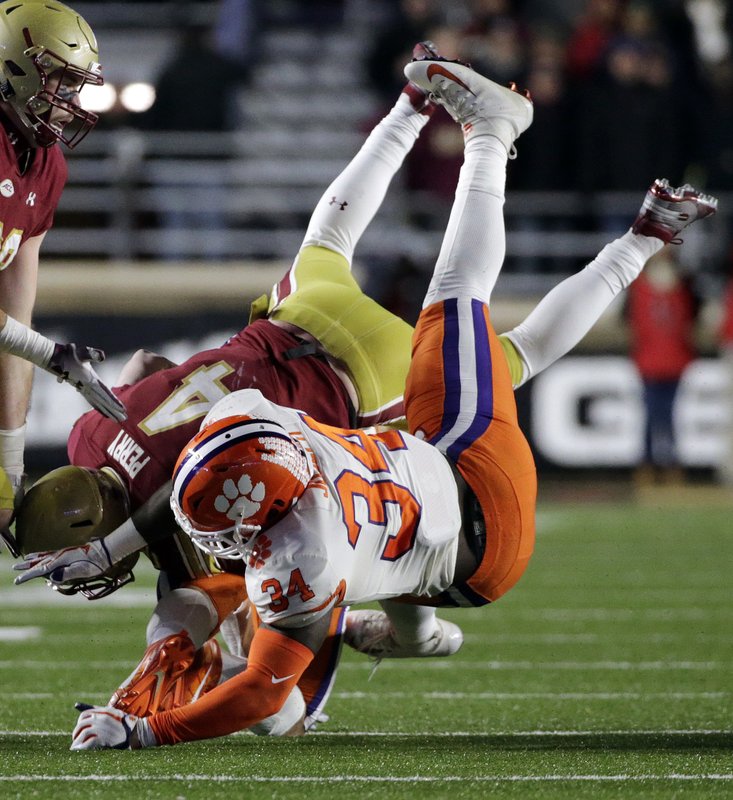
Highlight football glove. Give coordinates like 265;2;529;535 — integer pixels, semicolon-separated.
47;343;126;422
71;703;139;750
13;538;113;588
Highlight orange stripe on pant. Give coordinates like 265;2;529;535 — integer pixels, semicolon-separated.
405;300;537;604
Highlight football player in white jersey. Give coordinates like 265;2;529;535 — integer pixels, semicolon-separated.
51;50;717;748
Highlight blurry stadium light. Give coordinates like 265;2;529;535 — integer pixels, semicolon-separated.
120;82;156;113
82;83;117;113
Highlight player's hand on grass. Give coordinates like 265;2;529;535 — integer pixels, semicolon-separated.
13;539;113;587
47;343;127;422
71;703;139;750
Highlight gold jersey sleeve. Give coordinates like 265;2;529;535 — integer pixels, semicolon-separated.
0;466;14;512
251;246;413;425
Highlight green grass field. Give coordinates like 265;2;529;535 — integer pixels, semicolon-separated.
0;495;731;799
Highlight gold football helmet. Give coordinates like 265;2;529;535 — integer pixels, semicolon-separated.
15;465;138;598
0;0;103;147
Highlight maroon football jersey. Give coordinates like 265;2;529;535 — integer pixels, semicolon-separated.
68;319;354;509
0;124;67;270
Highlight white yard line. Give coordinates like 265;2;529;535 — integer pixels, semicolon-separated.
332;691;728;700
335;659;726;671
0;773;731;784
0;658;726;671
0;587;155;608
2;728;730;737
0;627;40;641
4;690;726;702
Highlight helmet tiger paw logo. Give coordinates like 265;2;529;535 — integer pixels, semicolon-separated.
214;474;266;524
172;413;316;560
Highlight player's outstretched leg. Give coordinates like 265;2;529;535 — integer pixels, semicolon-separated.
300;42;441;262
403;57;533;306
402;58;537;606
503;179;718;386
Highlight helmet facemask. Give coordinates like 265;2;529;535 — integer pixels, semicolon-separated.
172;416;315;561
20;45;102;147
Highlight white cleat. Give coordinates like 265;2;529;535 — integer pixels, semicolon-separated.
344;610;463;659
403;58;533;157
631;178;718;244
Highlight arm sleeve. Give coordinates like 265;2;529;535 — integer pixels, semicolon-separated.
100;479;178;564
148;628;314;744
502;231;663;387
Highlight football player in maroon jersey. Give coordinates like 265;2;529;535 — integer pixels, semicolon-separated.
0;1;125;543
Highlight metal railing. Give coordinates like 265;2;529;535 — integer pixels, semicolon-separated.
47;130;731;284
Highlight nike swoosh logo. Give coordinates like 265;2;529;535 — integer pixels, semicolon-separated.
271;673;296;684
426;64;475;94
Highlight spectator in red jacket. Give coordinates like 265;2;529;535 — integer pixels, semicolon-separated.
627;249;699;485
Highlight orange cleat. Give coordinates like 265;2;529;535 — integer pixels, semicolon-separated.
109;632;222;717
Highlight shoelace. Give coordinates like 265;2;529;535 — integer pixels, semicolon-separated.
428;78;520;159
429;79;478;125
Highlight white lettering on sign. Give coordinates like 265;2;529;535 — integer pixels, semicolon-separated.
531;357;730;467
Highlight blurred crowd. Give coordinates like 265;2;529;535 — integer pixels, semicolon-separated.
358;0;732;328
365;0;732;196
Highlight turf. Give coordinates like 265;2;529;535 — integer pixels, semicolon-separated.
0;497;731;799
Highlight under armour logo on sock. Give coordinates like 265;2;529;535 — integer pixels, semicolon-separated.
329;196;348;211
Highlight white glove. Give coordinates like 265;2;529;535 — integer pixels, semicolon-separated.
71;703;139;750
13;539;113;587
47;343;127;422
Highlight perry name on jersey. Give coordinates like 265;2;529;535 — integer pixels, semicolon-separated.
201;389;461;628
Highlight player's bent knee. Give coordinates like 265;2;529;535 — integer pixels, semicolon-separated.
249;686;306;737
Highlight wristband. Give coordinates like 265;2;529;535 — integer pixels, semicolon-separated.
0;425;25;482
103;515;148;563
0;315;55;368
134;717;158;749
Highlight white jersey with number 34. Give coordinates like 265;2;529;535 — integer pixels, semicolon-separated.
201;389;461;628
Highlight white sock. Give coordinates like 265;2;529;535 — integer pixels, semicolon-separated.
301;93;429;261
379;600;438;645
218;606;247;657
423;135;508;307
504;229;664;385
145;587;218;649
